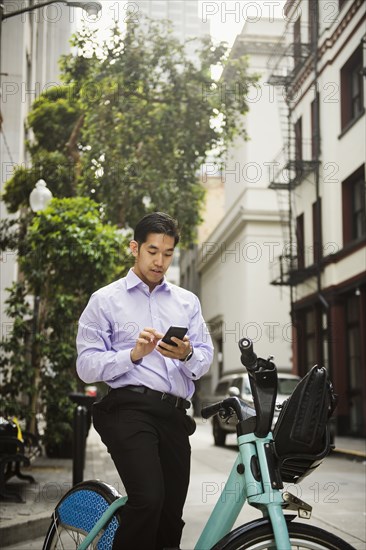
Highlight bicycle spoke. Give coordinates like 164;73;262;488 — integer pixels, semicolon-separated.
48;524;94;550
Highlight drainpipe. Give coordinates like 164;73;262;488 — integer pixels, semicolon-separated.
313;5;328;314
312;4;329;371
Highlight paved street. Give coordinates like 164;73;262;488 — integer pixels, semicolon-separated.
3;418;365;549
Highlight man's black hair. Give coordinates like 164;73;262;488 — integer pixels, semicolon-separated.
134;212;180;246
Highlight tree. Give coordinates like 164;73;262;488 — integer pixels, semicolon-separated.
3;19;257;242
0;198;129;453
0;15;257;450
64;20;257;241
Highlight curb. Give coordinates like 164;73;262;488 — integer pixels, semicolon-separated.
1;514;51;547
331;448;366;461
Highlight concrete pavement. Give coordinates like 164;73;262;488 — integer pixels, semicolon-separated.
1;418;365;549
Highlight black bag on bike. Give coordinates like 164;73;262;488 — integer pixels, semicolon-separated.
273;365;337;483
0;417;19;454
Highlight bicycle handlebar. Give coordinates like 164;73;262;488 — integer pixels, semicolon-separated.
201;401;223;420
239;337;257;370
201;397;255;423
202;338;278;437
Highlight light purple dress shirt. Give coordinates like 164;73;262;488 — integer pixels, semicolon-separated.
76;269;214;399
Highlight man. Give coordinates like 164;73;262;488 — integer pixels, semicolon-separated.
76;212;213;550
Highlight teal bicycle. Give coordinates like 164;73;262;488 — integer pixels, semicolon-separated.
42;338;354;549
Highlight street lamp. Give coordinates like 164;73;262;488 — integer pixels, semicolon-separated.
29;179;53;212
1;1;102;20
27;178;54;434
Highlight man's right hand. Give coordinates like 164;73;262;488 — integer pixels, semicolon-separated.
130;328;163;363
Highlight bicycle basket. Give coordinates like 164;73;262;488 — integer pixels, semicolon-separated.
273;365;337;483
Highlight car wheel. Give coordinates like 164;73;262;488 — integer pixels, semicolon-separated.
213;417;226;446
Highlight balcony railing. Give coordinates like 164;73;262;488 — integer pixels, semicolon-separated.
268;139;319;190
270;254;295;286
267;21;314;94
270;253;319;286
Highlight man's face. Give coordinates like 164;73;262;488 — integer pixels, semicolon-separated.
130;233;175;291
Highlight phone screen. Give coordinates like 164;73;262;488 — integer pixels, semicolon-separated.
160;326;188;347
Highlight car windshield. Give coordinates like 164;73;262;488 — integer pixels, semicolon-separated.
278;378;299;395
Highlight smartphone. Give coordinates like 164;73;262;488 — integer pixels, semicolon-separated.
159;326;188;347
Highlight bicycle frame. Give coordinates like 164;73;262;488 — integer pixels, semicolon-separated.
76;495;127;550
75;431;291;550
195;431;291;550
47;338;343;550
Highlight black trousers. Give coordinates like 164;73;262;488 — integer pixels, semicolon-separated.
92;388;193;550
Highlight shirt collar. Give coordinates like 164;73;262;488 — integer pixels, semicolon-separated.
126;268;171;292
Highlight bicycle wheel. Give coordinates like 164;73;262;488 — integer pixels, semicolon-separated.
216;521;355;549
42;480;124;550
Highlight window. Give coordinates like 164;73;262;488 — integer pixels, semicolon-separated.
232;377;243;393
342;165;366;245
215;381;229;395
305;309;316;371
308;0;318;48
277;377;300;395
296;213;305;269
294;116;302;161
312;198;322;264
338;0;348;11
321;311;329;372
340;46;364;131
293;17;302;68
217;336;223;379
345;293;363;435
311;93;320;160
297;306;328;376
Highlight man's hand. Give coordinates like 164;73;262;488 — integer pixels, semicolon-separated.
157;335;192;361
130;328;163;363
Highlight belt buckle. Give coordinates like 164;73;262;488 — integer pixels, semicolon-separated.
161;392;169;403
161;392;179;408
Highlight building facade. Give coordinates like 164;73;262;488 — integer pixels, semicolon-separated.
267;0;365;436
134;0;209;47
194;18;293;399
0;1;76;327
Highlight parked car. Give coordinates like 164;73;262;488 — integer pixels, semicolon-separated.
210;371;300;446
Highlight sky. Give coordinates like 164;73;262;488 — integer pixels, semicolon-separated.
77;0;286;48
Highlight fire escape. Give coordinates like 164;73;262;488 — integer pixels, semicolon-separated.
267;10;320;287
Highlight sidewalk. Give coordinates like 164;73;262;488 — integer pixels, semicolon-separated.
332;435;366;459
1;423;365;548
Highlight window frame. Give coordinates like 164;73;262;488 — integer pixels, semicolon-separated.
312;198;322;264
311;93;320;160
340;46;364;132
296;213;305;269
294;116;303;162
342;166;366;246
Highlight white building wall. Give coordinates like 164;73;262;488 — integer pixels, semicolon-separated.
199;18;293;392
0;1;76;329
224;19;285;212
288;0;366;301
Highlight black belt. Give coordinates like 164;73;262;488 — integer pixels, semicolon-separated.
118;385;191;411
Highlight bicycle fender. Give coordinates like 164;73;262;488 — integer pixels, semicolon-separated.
210;515;296;549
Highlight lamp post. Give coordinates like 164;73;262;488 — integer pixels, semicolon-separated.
27;178;53;434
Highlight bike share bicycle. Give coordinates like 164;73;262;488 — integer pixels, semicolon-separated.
42;338;355;549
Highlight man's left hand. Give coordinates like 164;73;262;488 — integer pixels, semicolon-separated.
157;336;192;361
